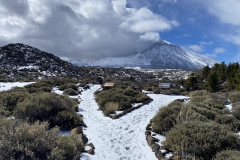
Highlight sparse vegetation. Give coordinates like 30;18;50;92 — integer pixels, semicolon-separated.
166;121;240;160
0;119;84;160
96;85;151;116
13;92;82;130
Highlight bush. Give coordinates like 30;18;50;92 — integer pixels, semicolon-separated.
49;135;84;160
96;88;150;112
0;120;58;160
190;90;208;97
59;83;78;91
228;91;240;103
162;89;180;95
14;92;82;130
0;88;29;116
215;114;240;131
0;119;84;160
152;101;183;135
176;104;209;124
232;102;240;120
215;150;240;160
166;121;240;160
63;88;78;96
24;81;52;93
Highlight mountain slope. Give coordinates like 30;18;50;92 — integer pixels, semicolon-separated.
93;40;218;70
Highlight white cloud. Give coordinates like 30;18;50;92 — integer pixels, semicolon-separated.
119;7;178;33
198;0;240;46
0;0;178;60
161;0;177;3
139;32;160;42
200;41;213;45
214;47;225;54
188;45;203;52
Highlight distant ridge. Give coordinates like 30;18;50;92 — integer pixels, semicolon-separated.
90;40;218;70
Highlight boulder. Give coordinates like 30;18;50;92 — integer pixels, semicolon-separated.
70;126;83;135
145;130;151;135
147;135;158;146
85;143;95;155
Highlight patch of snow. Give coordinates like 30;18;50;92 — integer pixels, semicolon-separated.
132;103;143;107
226;104;232;111
152;132;166;146
165;153;173;158
60;131;70;135
52;87;63;95
79;85;186;160
0;82;34;92
85;146;92;150
18;66;39;70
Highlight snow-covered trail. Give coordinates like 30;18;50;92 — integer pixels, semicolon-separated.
80;85;186;160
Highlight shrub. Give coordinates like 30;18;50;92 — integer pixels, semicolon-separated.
0;88;29;116
228;91;240;103
0;119;84;160
63;88;78;96
215;114;240;131
59;83;78;91
162;89;181;95
152;101;183;135
190;95;208;103
49;135;84;160
215;150;240;160
0;120;59;160
190;90;208;97
232;103;240;120
14;93;81;130
24;81;53;93
166;121;240;160
176;104;209;124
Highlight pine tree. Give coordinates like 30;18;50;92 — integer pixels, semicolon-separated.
207;71;219;92
184;73;198;91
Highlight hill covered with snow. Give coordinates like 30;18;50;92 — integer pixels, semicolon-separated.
92;40;218;70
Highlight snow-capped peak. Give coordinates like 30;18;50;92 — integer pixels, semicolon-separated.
90;40;218;70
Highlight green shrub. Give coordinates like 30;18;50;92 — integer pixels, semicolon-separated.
63;88;78;96
0;119;84;160
152;101;183;135
228;91;240;103
166;121;240;160
190;90;208;97
49;135;84;160
190;95;209;103
232;102;240;120
59;83;78;91
162;89;181;95
0;120;59;160
0;88;29;116
14;93;81;130
215;114;240;131
215;150;240;160
96;88;150;112
25;81;53;93
177;104;209;124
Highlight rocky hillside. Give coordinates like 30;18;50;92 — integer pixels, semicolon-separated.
0;43;155;82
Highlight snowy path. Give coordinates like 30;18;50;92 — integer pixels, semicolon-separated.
0;82;34;92
80;85;186;160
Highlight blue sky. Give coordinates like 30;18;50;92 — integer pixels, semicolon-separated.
0;0;239;63
127;0;240;63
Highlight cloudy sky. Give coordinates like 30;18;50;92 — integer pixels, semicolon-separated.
0;0;239;63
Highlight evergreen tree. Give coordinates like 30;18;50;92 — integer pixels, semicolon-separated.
207;71;220;92
184;73;198;91
201;65;211;80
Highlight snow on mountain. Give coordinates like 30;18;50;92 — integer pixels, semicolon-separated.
92;40;218;70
